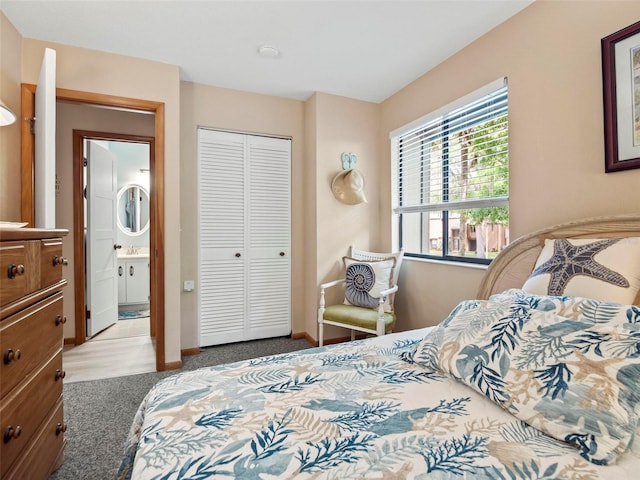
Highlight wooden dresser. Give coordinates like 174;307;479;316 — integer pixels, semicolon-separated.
0;228;68;479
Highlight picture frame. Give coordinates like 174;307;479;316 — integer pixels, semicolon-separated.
602;20;640;172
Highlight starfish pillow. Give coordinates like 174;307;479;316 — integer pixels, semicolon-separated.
522;237;640;304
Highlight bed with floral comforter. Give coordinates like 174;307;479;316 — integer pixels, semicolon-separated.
118;289;640;480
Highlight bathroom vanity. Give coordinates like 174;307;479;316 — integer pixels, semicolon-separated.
117;251;150;305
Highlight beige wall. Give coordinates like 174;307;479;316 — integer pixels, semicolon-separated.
310;92;381;339
179;81;305;348
303;94;318;340
380;1;640;329
20;39;183;363
55;102;155;339
179;87;380;345
0;12;22;222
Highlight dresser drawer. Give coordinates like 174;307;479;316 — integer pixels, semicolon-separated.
0;241;38;306
0;351;63;477
39;238;65;289
0;228;68;480
0;292;64;399
3;398;64;480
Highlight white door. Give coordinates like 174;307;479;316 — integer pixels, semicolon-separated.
34;48;56;228
198;130;246;346
246;135;291;340
86;141;119;336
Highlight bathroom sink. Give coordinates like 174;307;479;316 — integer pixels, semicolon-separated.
118;252;150;259
117;247;150;259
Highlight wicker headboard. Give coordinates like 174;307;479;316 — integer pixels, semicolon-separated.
477;214;640;304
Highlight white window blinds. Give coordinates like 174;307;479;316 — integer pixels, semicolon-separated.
392;78;508;215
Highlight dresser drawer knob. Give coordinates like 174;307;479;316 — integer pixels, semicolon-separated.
52;255;68;267
55;315;67;326
55;369;66;381
3;348;22;365
3;425;22;443
56;423;67;436
7;264;25;279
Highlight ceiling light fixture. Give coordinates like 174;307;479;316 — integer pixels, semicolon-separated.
257;45;280;58
0;99;17;126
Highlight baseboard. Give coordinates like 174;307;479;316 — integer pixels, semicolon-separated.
292;331;366;347
164;361;182;370
305;333;318;346
63;337;75;346
181;347;201;356
292;331;320;347
321;334;367;346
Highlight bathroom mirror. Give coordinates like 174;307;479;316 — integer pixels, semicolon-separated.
117;184;149;236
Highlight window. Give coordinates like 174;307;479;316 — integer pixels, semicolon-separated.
391;78;509;264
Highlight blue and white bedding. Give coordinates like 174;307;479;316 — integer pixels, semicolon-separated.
118;291;640;479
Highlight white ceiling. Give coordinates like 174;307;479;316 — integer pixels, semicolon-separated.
1;0;533;103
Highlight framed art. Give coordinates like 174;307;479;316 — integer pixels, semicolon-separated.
602;20;640;173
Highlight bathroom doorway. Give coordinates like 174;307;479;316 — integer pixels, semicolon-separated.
21;85;167;371
73;130;156;344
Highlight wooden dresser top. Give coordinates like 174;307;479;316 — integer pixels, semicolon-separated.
0;228;69;241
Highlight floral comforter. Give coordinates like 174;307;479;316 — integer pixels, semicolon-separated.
118;324;640;479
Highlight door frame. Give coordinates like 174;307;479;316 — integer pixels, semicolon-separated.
74;130;156;341
20;84;167;371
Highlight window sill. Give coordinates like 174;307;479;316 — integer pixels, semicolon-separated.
404;256;489;271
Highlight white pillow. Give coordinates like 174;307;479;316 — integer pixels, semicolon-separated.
342;256;396;312
351;247;404;286
522;237;640;304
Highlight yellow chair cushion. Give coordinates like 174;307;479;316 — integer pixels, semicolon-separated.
323;304;396;332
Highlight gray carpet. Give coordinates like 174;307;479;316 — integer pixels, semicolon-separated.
49;336;314;480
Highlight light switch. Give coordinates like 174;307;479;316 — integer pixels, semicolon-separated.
183;280;195;292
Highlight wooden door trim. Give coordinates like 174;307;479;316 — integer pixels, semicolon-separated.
20;84;36;223
72;130;156;345
20;84;167;371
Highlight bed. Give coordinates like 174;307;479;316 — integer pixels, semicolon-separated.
118;215;640;479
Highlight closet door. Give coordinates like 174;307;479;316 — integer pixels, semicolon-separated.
246;135;291;340
198;130;246;346
197;129;291;347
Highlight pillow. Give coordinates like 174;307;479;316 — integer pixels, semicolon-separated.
410;289;640;465
351;247;404;286
522;237;640;304
342;256;396;312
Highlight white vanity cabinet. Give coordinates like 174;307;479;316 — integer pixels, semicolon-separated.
117;256;150;305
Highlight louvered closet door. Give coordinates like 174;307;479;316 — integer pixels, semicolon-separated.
197;129;291;347
198;130;246;346
246;135;291;340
